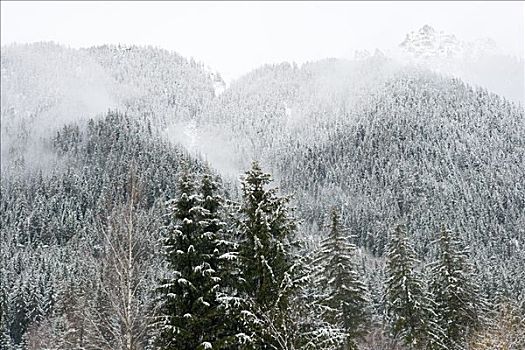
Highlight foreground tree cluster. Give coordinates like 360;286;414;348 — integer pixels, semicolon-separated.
154;162;370;350
154;162;503;350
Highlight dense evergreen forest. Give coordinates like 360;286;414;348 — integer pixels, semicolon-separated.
1;43;524;349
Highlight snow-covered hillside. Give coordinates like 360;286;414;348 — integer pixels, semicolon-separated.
0;43;217;169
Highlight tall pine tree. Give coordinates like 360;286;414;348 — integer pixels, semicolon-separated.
198;172;239;348
235;161;299;349
313;208;368;350
384;224;443;349
430;225;483;350
156;168;236;349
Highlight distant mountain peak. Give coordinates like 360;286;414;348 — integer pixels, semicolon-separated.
419;24;436;35
399;25;497;60
400;25;461;59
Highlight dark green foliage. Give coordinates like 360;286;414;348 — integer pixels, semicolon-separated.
237;162;296;309
313;209;369;349
235;161;299;348
430;226;484;349
384;224;443;349
157;168;237;349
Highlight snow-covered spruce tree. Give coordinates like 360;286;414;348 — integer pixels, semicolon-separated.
234;161;299;349
430;226;483;350
282;254;345;350
312;208;368;350
384;224;443;349
198;172;240;348
156;168;236;349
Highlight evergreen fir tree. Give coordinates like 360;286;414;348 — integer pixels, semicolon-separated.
235;161;298;348
156;168;235;349
430;225;483;350
198;172;239;348
313;208;369;350
384;224;443;349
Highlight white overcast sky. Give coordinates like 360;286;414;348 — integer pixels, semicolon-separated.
1;1;523;82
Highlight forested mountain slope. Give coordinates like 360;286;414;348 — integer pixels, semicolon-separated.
278;75;525;298
193;59;525;300
193;55;398;171
1;43;219;168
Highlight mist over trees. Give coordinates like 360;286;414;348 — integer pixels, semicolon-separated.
1;40;524;349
